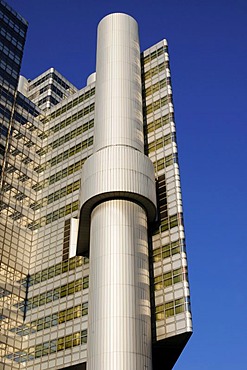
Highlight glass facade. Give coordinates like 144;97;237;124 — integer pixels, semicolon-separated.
0;2;192;369
142;42;192;369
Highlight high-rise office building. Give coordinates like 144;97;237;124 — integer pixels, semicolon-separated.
0;2;192;369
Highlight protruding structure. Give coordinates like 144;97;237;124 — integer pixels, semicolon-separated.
86;72;96;86
17;75;29;96
78;13;157;370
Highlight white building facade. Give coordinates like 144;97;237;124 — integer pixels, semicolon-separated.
0;3;192;369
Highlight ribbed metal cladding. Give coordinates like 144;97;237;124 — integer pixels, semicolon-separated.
79;13;156;370
77;146;157;253
94;13;144;153
77;13;157;255
88;200;152;369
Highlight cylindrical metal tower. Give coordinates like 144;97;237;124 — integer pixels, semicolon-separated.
78;13;157;370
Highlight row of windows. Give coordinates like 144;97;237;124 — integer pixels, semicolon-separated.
0;8;26;38
37;119;94;155
147;132;176;154
0;199;9;211
0;57;18;82
5;330;87;363
4;163;31;185
145;94;172;115
153;213;183;235
38;109;94;142
40;83;64;98
22;256;88;287
32;158;86;192
37;330;87;358
155;297;190;320
0;262;25;284
0;142;6;156
11;131;32;149
0;286;14;298
37;95;59;108
1;186;13;203
49;102;94;134
13;110;29;126
12;121;41;147
143;61;169;81
0;106;12;126
29;72;72;92
49;73;72;91
13;190;27;201
0;125;8;138
0;32;22;60
28;72;54;91
30;180;80;211
0;28;24;63
0;84;15;103
27;200;79;230
11;303;88;336
0;1;27;28
154;267;187;291
0;200;29;224
0;66;17;87
16;96;40;119
0;39;21;64
0;1;22;21
63;219;72;261
34;136;93;173
157;173;167;220
28;89;39;102
17;277;88;312
9;210;23;221
160;213;182;231
9;144;28;157
12;130;36;150
7;145;38;169
144;78;169;97
0;23;24;51
152;239;186;262
146;113;174;134
154;153;178;172
142;46;168;65
0;102;11;119
51;119;94;148
41;88;95;123
2;207;39;230
9;173;80;211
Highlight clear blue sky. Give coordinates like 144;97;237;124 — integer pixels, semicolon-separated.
6;0;247;369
